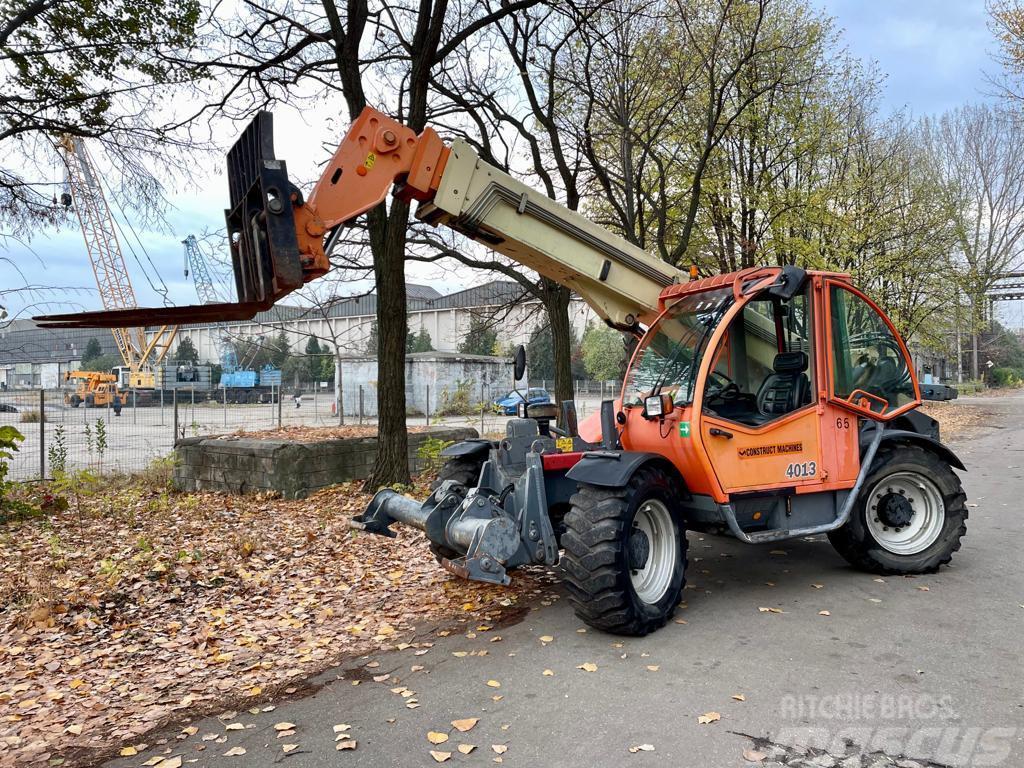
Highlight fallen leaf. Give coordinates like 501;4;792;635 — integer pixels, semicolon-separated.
458;744;476;754
542;669;554;676
539;635;554;642
119;746;138;757
181;726;198;736
697;712;721;725
732;694;746;701
674;618;688;625
486;680;501;688
225;723;245;731
333;724;352;733
811;584;824;589
916;586;930;591
743;747;768;762
224;747;247;757
868;598;882;603
818;610;831;616
274;722;296;731
430;750;452;762
492;695;503;702
278;730;296;738
769;549;787;555
645;665;660;672
428;731;450;745
336;740;357;751
757;607;783;614
157;758;182;768
629;744;655;753
65;724;83;736
282;744;299;753
492;744;509;754
452;718;479;732
577;662;598;672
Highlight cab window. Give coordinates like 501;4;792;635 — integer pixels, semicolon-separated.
829;285;915;413
703;288;814;426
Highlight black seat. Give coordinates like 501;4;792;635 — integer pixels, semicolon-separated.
756;351;811;418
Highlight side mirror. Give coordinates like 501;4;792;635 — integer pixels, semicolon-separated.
513;345;526;382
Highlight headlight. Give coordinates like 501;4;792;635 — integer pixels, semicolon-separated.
645;394;663;417
644;393;674;419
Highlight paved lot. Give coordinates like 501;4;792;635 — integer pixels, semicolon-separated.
102;394;1024;768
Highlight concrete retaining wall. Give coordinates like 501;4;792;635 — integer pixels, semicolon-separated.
173;426;478;499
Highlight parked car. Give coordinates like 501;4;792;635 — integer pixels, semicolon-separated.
0;403;17;413
493;387;551;415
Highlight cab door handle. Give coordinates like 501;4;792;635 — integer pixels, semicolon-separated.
709;427;733;439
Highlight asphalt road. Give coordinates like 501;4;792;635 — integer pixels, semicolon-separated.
102;393;1024;768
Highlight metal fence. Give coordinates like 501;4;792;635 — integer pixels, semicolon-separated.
1;380;624;481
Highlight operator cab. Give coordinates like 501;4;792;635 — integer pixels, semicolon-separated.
699;275;916;427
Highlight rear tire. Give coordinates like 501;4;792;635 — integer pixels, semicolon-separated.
562;466;687;636
427;455;485;564
827;444;967;575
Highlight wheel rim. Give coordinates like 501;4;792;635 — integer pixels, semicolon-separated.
865;471;945;555
629;499;677;604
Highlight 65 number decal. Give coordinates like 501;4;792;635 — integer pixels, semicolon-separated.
785;461;817;479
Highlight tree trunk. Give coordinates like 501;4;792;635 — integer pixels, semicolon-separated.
541;279;574;419
363;202;411;490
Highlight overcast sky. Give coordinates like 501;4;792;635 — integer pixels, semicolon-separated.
0;0;1009;325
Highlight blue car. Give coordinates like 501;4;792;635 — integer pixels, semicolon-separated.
493;387;551;415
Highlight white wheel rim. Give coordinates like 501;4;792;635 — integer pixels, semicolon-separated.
865;471;945;555
630;499;677;604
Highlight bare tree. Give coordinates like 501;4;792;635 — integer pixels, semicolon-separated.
183;0;543;487
923;104;1024;378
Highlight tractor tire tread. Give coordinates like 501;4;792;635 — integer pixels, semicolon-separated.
561;466;687;636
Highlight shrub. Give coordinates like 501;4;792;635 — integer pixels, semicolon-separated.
416;437;453;476
0;426;25;514
19;409;45;423
438;379;480;416
990;367;1024;388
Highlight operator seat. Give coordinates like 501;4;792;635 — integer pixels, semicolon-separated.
756;351;811;419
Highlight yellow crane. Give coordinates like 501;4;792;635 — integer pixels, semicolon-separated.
59;135;178;388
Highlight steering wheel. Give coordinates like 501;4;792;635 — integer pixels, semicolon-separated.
865;337;912;396
705;370;740;403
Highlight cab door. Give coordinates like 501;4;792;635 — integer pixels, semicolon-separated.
697;280;859;498
824;279;921;420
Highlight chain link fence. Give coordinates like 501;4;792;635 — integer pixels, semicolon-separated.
0;379;624;481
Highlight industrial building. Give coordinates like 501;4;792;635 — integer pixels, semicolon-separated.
0;280;596;389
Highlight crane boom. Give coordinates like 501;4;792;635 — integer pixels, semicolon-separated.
58;136;178;375
38;109;687;330
183;235;220;305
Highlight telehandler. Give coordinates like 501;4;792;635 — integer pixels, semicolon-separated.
39;108;968;636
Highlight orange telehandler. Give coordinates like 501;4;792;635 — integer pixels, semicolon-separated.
38;108;967;636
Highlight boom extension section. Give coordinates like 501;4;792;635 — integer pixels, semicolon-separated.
37;107;684;330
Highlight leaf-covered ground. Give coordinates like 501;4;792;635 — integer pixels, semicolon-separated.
0;478;553;767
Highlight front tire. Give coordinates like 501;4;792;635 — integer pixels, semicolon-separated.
562;466;687;636
828;444;967;575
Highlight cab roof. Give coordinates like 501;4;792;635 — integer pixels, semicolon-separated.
658;265;852;306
